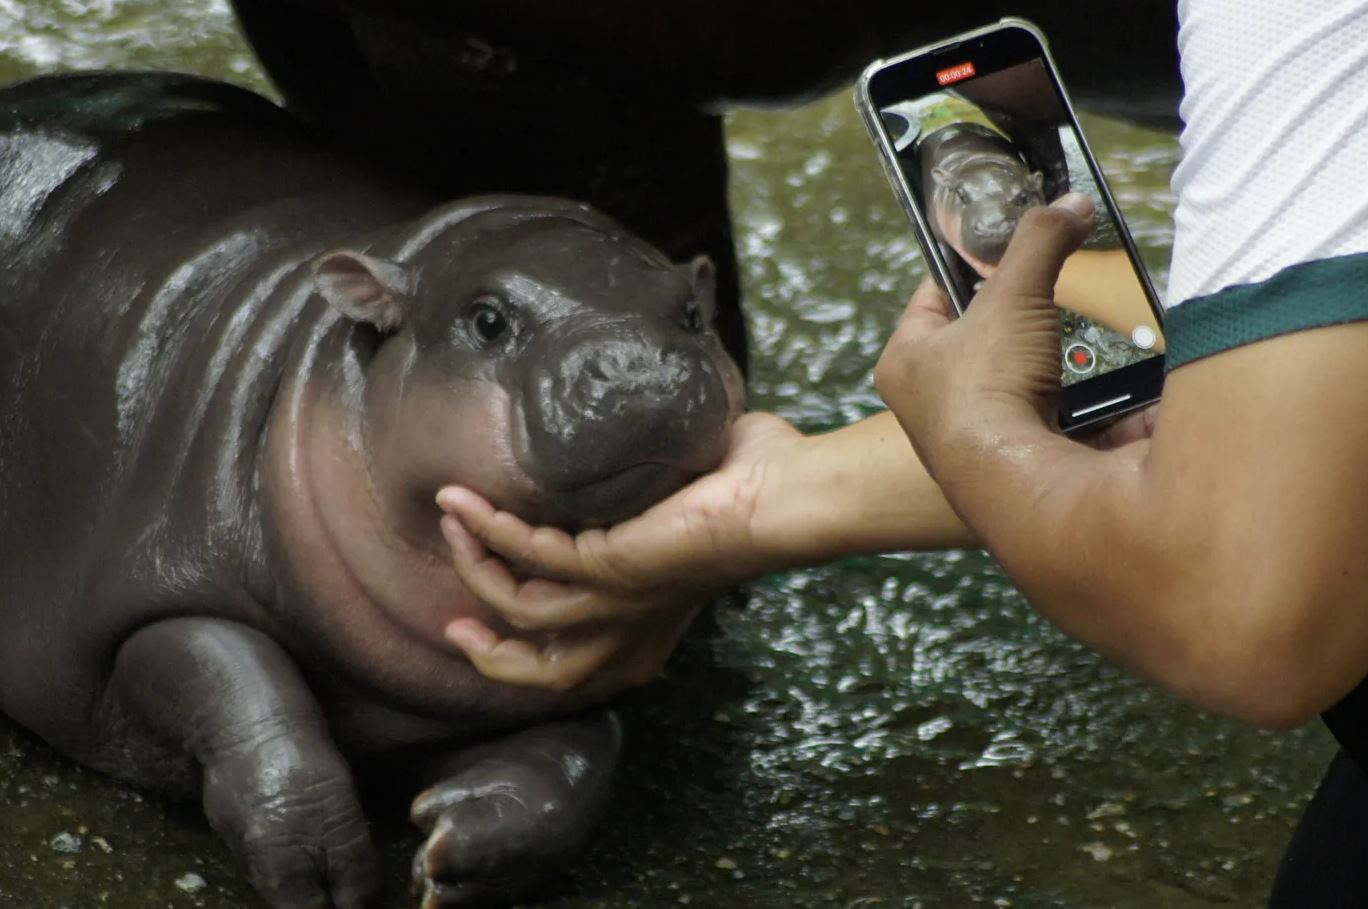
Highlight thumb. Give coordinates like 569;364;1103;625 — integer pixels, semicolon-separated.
982;193;1095;304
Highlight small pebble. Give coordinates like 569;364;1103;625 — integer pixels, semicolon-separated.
175;872;207;893
91;836;113;854
1080;842;1113;862
714;857;737;871
1086;802;1125;820
49;832;83;854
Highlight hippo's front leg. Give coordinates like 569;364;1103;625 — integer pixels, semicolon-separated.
409;710;623;908
97;618;380;909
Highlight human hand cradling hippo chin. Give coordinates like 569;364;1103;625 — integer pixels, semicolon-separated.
435;411;805;688
439;192;1156;694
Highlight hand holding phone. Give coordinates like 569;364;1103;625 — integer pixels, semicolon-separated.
856;19;1165;433
875;196;1107;471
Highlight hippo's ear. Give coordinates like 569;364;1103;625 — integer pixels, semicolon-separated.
931;166;954;187
687;255;716;292
686;255;718;321
1028;171;1045;192
312;250;412;331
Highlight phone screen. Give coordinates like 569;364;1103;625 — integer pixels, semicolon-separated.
866;30;1165;401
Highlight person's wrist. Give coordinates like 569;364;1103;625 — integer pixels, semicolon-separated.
736;426;817;572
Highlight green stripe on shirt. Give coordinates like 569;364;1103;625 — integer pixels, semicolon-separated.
1166;252;1368;370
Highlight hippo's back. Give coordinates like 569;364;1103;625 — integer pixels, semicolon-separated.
0;74;426;738
0;74;284;299
0;72;426;313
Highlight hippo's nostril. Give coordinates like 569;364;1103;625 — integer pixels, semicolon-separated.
678;300;705;333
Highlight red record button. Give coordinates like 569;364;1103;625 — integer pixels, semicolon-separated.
1064;342;1096;375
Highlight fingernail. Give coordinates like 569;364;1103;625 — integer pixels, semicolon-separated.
435;487;465;513
1051;192;1095;218
445;618;499;654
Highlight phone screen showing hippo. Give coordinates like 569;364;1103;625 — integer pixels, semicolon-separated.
857;19;1166;432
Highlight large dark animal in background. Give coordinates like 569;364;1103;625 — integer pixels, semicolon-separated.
228;0;1183;370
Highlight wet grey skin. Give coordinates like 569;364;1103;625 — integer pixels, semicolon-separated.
0;73;744;909
227;0;1183;375
923;127;1047;265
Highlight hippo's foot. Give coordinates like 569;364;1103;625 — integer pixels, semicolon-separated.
204;735;380;909
409;711;623;908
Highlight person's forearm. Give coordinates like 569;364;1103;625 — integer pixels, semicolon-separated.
874;201;1368;731
1054;250;1165;351
933;424;1170;660
763;411;978;564
925;415;1337;729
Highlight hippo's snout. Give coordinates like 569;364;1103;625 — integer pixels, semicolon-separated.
517;321;736;525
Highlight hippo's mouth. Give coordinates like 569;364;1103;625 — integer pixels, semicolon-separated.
552;461;699;529
962;227;1018;265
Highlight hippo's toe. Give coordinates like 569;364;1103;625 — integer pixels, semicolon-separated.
408;714;621;907
410;775;573;908
203;736;381;909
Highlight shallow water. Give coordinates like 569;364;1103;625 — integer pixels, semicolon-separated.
0;3;1335;908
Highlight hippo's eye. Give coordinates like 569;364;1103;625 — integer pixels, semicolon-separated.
955;186;972;204
467;298;510;347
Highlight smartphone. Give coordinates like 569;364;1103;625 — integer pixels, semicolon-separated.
855;18;1165;433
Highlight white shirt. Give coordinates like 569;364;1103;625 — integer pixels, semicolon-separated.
1166;0;1368;309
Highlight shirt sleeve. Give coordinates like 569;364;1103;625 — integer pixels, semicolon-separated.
1164;0;1368;369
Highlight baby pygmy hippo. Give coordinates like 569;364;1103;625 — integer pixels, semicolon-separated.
0;73;743;908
